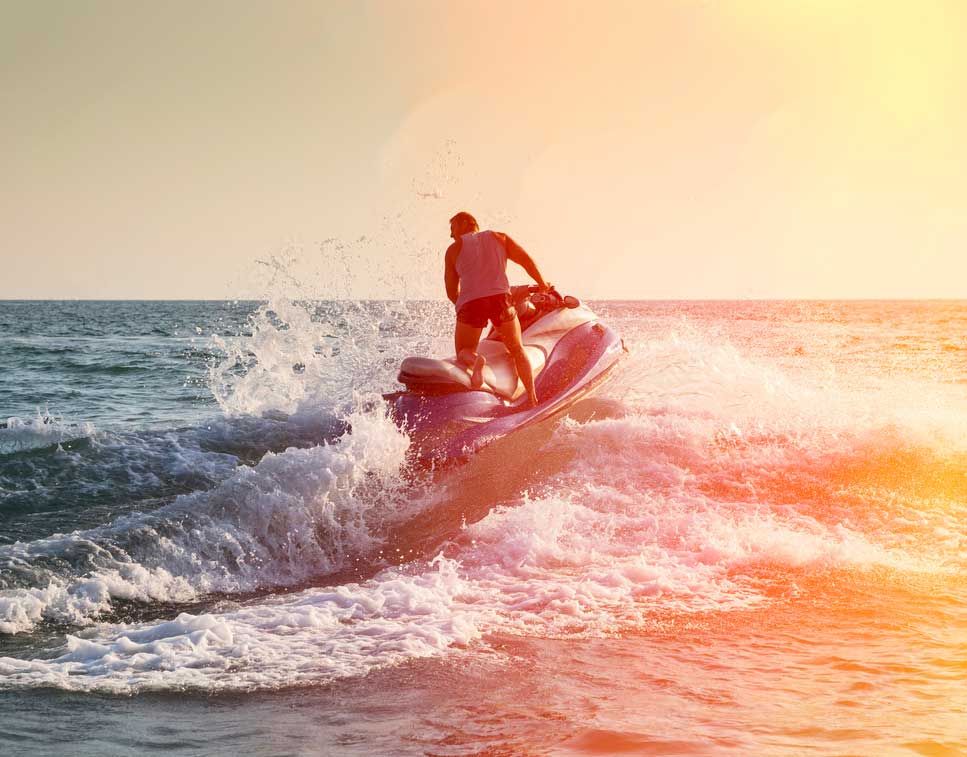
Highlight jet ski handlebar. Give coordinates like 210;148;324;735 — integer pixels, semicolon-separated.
522;285;581;310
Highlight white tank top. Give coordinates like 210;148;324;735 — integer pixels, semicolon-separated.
454;230;511;311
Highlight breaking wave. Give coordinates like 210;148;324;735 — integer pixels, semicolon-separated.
1;302;964;694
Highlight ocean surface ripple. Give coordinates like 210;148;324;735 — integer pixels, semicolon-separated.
1;299;966;756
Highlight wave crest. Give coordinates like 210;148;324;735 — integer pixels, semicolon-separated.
0;406;412;635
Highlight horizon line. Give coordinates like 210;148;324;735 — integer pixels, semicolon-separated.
1;297;966;304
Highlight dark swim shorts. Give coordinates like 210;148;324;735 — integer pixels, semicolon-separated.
457;293;517;329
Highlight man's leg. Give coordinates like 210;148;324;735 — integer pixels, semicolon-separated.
496;315;538;406
454;320;486;389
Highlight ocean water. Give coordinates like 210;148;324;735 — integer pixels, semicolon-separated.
1;299;966;756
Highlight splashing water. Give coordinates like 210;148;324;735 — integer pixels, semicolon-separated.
0;407;95;455
2;299;967;755
0;405;413;635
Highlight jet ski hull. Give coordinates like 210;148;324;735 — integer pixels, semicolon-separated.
385;318;624;465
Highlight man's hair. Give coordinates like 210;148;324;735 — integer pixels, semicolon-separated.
449;211;478;230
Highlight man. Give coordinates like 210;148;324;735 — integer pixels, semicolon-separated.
444;211;549;407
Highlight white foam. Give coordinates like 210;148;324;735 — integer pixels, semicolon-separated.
0;557;476;693
0;407;95;455
209;298;449;418
429;332;945;638
0;405;412;635
446;483;897;639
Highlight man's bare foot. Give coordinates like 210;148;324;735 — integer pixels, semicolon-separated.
527;392;539;408
470;354;486;389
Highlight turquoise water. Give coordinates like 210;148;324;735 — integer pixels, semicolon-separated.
0;301;245;428
1;300;966;755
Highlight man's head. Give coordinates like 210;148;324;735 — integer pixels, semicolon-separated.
449;211;479;240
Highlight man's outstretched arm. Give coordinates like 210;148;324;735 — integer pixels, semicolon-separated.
499;233;549;290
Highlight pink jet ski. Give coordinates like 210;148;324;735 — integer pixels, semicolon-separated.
383;287;625;464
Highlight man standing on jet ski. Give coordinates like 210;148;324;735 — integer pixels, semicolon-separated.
444;211;550;407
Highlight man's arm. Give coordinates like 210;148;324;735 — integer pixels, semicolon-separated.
444;241;460;304
497;232;549;290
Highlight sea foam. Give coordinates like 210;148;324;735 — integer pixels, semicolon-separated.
0;407;95;455
0;556;477;693
0;405;412;635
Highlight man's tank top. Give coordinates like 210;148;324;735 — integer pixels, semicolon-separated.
454;230;511;311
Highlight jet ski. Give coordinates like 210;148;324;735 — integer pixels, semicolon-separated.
383;286;625;464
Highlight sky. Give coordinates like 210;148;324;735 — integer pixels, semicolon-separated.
2;0;966;299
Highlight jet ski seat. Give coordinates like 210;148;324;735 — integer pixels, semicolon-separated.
397;306;596;401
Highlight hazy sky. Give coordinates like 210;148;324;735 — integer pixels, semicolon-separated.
3;0;966;299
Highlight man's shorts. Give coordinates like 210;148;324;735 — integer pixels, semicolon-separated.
456;293;517;329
